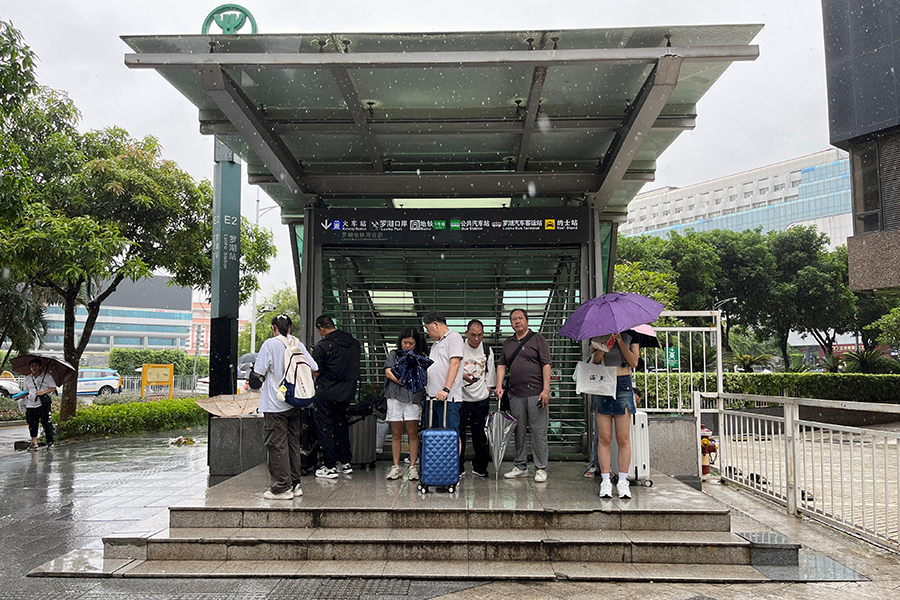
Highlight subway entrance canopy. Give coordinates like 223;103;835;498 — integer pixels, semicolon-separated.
124;23;759;449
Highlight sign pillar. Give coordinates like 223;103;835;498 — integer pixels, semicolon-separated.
210;138;240;397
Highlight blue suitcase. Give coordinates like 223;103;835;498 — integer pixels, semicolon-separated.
417;397;460;494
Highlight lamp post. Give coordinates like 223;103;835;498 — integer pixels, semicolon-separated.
250;194;280;354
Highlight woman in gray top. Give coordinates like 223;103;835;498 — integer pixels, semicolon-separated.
384;328;427;481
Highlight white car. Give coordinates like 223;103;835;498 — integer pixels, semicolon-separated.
0;378;22;398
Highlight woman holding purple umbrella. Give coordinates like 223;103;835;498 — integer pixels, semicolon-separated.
589;331;640;499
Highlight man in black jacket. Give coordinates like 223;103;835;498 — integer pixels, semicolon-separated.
311;315;361;479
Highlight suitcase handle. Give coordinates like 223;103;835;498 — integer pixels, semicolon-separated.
427;396;448;429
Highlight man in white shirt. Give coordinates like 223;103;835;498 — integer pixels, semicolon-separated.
423;312;464;431
459;319;496;477
254;314;318;500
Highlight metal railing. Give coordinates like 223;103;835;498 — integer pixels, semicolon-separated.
636;310;723;414
701;391;900;552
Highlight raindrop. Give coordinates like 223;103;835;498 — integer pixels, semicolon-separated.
525;268;531;276
528;181;537;197
440;253;445;260
537;114;551;133
416;169;421;176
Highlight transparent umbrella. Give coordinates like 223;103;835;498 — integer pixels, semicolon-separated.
484;400;517;479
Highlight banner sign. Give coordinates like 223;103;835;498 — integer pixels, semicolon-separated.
317;207;590;246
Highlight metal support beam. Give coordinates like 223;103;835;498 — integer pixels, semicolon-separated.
329;67;385;172
516;66;548;171
591;55;683;211
127;45;759;70
200;65;312;199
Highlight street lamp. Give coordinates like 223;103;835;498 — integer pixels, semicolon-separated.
713;297;737;311
250;194;280;354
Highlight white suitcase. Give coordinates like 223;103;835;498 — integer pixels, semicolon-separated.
609;410;652;487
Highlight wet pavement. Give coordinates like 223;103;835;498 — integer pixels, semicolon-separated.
1;421;899;599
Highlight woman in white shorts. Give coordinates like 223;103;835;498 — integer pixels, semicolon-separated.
384;327;428;480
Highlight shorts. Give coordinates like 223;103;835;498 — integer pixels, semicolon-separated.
590;375;634;416
386;398;422;422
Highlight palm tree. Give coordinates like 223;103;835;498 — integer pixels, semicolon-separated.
725;353;773;373
0;278;47;370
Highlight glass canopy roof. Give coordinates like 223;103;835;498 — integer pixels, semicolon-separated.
123;25;760;218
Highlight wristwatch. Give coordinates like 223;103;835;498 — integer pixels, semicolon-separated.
442;387;450;393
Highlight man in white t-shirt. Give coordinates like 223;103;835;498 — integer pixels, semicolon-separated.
423;311;464;431
459;319;496;477
253;314;318;500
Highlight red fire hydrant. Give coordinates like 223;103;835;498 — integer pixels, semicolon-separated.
700;426;717;481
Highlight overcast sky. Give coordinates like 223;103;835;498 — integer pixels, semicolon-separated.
4;1;831;308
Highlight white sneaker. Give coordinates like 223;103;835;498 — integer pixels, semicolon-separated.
316;466;339;479
617;479;632;499
386;464;402;480
504;466;529;479
263;489;294;500
534;469;548;483
292;484;303;498
407;464;419;481
599;479;613;498
339;462;353;475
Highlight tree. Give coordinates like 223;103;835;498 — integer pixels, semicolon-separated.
0;280;46;371
1;90;276;421
238;285;300;355
612;262;678;309
795;245;856;357
615;235;672;274
872;306;900;348
756;226;832;368
0;20;37;116
659;230;720;311
855;292;900;351
703;229;774;352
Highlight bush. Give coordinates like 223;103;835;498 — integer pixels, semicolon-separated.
56;397;207;440
635;372;900;407
109;348;209;377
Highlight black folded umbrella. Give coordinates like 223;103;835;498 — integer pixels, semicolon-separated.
391;350;433;394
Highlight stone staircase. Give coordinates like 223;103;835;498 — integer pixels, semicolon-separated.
96;464;796;581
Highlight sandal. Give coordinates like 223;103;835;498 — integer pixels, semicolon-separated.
27;444;39;452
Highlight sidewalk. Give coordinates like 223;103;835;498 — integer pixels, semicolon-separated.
2;427;899;599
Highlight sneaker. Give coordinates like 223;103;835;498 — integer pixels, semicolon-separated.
408;464;419;481
617;479;632;499
534;469;548;483
504;466;529;479
599;479;613;498
339;462;353;475
386;464;402;480
263;489;294;500
46;442;54;450
292;484;303;498
583;466;597;478
472;470;488;478
316;466;339;479
27;444;38;453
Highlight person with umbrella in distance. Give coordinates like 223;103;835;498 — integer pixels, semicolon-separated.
590;331;641;499
495;308;552;483
383;327;429;481
22;359;58;451
459;319;496;478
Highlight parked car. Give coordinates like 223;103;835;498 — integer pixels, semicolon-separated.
77;368;122;396
0;377;22;398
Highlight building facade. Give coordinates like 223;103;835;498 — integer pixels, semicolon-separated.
42;277;193;359
822;0;900;292
620;148;852;248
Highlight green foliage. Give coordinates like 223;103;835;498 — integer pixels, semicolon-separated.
725;353;773;373
238;285;300;355
0;20;37;116
843;348;900;374
820;352;843;373
659;230;721;311
634;372;900;407
872;306;900;348
0;279;46;370
108;349;209;377
612;262;678;309
56;397;207;440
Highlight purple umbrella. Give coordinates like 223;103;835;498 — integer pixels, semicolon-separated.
558;292;664;341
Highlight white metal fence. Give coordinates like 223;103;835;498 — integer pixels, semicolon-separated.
702;391;900;552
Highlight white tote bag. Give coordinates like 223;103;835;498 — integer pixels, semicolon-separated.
573;359;618;397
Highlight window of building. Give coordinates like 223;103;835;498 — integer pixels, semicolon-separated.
729;195;737;202
774;183;785;191
674;207;682;214
743;191;753;198
759;187;769;194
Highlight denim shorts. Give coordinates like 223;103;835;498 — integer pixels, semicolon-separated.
590;375;634;416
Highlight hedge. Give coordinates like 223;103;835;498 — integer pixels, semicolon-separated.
56;397;207;440
636;372;900;409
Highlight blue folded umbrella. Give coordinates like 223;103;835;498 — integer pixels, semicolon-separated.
391;350;434;394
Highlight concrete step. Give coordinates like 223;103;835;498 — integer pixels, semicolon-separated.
105;527;751;565
167;506;733;532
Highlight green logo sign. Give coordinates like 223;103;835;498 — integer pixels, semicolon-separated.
665;347;679;368
202;4;258;35
450;220;461;230
433;221;447;230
